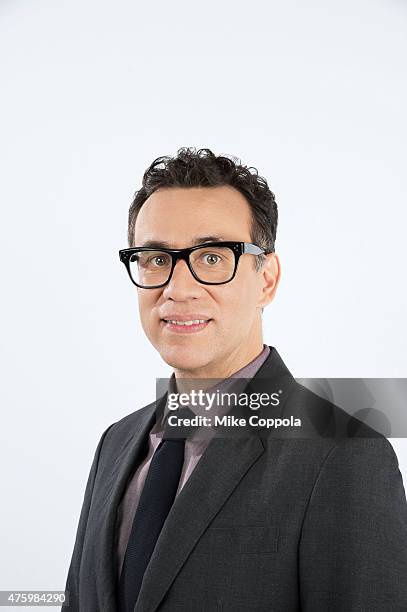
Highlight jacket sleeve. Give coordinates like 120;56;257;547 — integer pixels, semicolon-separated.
299;437;407;611
62;423;116;611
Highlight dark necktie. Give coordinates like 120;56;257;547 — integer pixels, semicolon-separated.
117;407;194;612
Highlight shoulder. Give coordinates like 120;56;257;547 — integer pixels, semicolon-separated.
284;379;385;440
93;398;160;454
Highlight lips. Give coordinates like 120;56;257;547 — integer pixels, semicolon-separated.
160;315;212;333
163;318;210;326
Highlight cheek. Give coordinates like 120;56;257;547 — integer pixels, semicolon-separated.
216;283;258;327
137;293;158;333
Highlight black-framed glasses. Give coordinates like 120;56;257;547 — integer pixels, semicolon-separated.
119;241;266;289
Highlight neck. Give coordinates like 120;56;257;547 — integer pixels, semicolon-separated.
173;339;265;394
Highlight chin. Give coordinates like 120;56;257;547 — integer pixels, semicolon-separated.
159;344;211;374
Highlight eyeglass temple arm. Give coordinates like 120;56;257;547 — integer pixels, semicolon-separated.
243;243;266;255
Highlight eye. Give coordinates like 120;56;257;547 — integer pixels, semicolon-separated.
201;252;222;265
148;254;170;267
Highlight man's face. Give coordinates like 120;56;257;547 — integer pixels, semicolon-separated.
132;185;279;376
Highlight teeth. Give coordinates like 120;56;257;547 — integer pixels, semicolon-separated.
166;319;207;326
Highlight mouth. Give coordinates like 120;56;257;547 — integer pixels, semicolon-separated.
161;318;212;334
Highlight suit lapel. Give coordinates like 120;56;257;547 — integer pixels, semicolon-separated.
134;433;265;612
94;402;158;609
134;346;295;612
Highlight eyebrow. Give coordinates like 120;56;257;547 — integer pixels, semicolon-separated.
139;235;225;249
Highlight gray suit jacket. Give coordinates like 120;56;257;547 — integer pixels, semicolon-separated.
63;347;407;611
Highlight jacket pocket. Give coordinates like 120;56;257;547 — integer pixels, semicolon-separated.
193;524;279;555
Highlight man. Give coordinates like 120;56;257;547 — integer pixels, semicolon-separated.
63;147;407;611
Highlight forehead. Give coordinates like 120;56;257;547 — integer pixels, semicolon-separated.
133;185;253;247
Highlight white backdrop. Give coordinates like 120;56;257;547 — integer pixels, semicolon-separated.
1;0;406;603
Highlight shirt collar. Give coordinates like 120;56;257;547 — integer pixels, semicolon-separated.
152;344;271;438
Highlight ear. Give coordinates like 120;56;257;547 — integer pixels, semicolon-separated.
257;253;281;308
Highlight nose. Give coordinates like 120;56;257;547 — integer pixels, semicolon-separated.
162;258;204;300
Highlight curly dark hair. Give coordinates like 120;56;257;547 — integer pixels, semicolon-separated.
127;147;278;271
